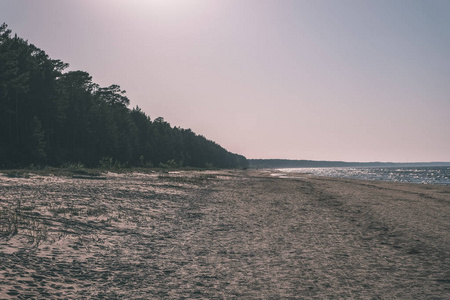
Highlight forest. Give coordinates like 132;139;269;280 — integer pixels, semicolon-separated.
0;24;248;169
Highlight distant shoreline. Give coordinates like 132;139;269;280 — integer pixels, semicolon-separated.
249;158;450;169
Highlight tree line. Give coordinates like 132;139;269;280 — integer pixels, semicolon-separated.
0;24;248;169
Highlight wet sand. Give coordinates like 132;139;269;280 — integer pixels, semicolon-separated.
1;170;449;299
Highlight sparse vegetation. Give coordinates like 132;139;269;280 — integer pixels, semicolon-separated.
158;173;217;184
0;170;450;298
0;200;47;247
4;171;30;178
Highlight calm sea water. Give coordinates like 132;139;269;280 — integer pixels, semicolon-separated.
280;166;450;185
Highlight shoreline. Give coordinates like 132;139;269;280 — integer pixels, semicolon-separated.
269;166;450;186
1;170;449;298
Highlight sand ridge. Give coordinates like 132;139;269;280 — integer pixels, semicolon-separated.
0;170;449;298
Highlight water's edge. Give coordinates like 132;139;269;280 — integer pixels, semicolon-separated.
279;166;450;185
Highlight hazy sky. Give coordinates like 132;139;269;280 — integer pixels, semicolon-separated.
1;0;450;162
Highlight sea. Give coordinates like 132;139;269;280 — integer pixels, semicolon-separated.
280;166;450;185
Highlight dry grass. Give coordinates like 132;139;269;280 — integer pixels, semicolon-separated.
0;200;47;247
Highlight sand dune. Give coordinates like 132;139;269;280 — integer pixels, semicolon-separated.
1;170;449;298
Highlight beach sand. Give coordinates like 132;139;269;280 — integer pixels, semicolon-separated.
1;170;449;298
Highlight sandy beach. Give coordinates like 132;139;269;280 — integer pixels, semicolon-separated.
1;170;449;299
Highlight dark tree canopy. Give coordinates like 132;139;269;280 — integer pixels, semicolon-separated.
0;23;248;169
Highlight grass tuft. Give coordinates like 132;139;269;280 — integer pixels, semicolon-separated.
0;200;47;247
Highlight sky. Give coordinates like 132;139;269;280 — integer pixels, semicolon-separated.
1;0;450;162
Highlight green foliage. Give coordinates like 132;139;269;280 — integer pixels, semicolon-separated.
61;161;85;171
5;170;30;178
31;116;46;162
98;156;126;169
99;157;114;169
0;23;249;169
159;159;179;169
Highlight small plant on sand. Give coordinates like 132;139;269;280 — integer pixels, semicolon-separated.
99;156;129;169
0;203;19;237
0;200;47;247
158;173;216;184
61;161;85;171
4;171;30;178
159;159;180;169
49;202;81;217
61;162;101;176
86;206;108;217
